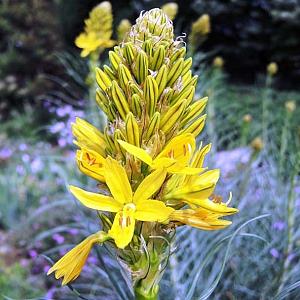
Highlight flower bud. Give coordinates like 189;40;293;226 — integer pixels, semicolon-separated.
251;137;264;151
267;62;278;76
285;100;296;113
117;19;132;42
213;56;224;68
161;2;178;21
243;114;252;123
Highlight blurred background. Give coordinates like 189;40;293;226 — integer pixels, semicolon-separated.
0;0;299;299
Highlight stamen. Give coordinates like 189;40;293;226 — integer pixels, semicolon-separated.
211;194;223;204
183;144;187;156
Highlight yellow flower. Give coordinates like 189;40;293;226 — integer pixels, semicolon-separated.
267;62;278;76
69;157;174;249
161;2;178;21
189;14;211;50
72;117;106;157
47;231;110;285
170;204;237;230
118;133;204;174
75;32;115;58
76;148;106;182
75;1;115;57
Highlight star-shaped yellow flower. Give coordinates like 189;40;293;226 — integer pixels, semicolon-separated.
118;133;204;174
70;157;174;248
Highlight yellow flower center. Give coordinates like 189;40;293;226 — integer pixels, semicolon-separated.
124;203;136;212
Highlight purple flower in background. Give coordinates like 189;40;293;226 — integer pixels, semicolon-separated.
20;258;29;267
22;153;30;163
45;287;56;299
58;138;67;148
31;158;43;173
43;265;51;273
16;165;26;175
19;143;28;151
87;256;98;264
270;248;280;259
29;249;38;259
52;233;65;244
59;248;67;256
273;220;286;231
0;147;13;160
39;196;48;205
68;228;79;236
214;147;251;176
49;122;65;134
56;105;72;117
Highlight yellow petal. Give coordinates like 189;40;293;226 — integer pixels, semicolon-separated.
47;231;109;285
170;209;232;230
135;200;174;222
104;157;132;204
156;133;196;165
190;143;211;168
167;166;205;175
69;185;121;212
133;169;167;203
76;149;105;182
109;211;135;249
188;198;239;215
151;157;177;169
164;182;216;201
189;169;220;185
72;118;106;157
118;140;153;166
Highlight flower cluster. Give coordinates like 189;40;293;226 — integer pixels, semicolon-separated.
75;1;115;57
48;7;238;296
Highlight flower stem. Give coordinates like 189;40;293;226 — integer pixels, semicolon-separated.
277;155;299;295
134;284;159;300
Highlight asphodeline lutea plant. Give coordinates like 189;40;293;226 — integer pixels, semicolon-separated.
75;1;115;58
48;8;238;299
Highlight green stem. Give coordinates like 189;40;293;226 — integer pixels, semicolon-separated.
277;167;298;294
279;112;291;176
207;87;216;153
262;75;272;145
134;284;159;300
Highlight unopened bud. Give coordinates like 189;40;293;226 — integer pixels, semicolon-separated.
117;19;131;42
161;2;178;21
267;62;278;76
251;137;264;151
213;56;224;68
243;114;252;123
285;100;296;113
